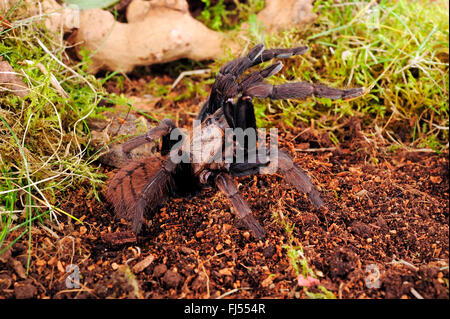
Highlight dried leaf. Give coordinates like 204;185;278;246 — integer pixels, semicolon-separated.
0;61;30;98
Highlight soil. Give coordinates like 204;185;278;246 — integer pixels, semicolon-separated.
0;73;448;300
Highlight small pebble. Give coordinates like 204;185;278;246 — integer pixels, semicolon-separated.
196;231;204;238
163;270;183;289
153;264;168;278
14;281;36;299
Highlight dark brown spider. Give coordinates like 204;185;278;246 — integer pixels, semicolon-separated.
106;43;364;242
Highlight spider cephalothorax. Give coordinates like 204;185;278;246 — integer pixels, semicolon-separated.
106;43;364;241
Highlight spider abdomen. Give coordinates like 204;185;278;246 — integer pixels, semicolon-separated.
106;156;169;221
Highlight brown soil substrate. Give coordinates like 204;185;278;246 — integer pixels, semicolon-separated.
0;121;448;299
1;68;449;299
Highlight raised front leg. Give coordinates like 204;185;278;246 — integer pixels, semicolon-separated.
222;61;284;129
250;46;308;67
244;82;365;101
215;172;266;240
198;43;309;121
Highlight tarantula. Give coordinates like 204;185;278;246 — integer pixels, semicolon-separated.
106;43;364;241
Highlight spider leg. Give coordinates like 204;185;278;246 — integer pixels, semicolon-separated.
237;61;283;94
223;61;284;129
249;46;308;67
215;172;266;240
122;118;176;154
223;96;257;130
229;161;269;177
198;44;309;121
219;45;308;81
202;44;264;119
244;82;365;101
227;150;324;208
235;97;257;130
219;43;265;77
223;97;259;166
268;151;324;208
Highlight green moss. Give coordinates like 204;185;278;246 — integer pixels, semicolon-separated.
236;0;448;151
197;0;265;31
0;4;125;262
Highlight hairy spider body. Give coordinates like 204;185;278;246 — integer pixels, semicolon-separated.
106;44;365;241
